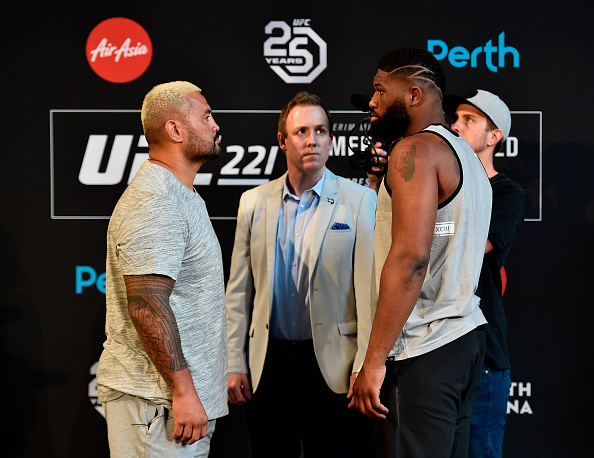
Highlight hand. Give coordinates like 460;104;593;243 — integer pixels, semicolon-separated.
348;363;389;419
367;143;389;192
346;372;359;400
171;389;208;445
228;373;252;405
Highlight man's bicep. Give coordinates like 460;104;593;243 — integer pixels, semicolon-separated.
124;274;175;301
387;140;438;252
118;198;185;280
124;274;176;331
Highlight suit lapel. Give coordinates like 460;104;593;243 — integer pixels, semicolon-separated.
266;174;285;309
310;169;339;273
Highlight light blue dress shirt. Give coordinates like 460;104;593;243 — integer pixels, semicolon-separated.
269;171;326;341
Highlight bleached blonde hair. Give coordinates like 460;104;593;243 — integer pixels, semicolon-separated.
141;81;201;143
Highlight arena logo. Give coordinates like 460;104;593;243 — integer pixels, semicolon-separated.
508;380;533;415
264;19;327;84
427;32;519;73
86;17;153;83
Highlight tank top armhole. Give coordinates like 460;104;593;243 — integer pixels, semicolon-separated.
411;125;463;209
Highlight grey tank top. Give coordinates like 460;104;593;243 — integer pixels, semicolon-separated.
371;124;492;360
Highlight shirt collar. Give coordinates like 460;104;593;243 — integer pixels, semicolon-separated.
283;169;326;200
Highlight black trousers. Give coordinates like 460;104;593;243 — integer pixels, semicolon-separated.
247;339;376;458
374;326;486;458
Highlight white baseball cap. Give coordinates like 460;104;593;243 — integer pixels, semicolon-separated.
443;89;511;140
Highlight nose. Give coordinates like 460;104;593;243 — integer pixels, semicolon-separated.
369;93;378;110
450;120;460;133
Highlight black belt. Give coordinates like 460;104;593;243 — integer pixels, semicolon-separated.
268;339;313;357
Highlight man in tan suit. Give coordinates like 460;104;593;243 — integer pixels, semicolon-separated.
225;92;377;457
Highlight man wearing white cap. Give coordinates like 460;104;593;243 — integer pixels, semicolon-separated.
443;90;525;458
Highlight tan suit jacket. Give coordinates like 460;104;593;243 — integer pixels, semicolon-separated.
226;169;376;394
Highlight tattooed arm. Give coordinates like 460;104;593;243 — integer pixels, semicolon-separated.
125;274;208;445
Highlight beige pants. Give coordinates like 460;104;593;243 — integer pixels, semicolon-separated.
103;393;216;458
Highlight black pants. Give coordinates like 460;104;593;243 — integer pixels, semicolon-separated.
247;339;376;458
374;327;486;458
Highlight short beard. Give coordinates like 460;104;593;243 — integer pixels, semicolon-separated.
184;128;222;164
369;97;410;145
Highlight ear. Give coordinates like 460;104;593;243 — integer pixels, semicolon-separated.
409;86;422;107
487;128;504;147
165;119;184;143
277;132;287;151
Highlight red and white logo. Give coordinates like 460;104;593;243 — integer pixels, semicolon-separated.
86;17;152;83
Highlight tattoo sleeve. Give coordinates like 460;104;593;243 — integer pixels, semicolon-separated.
125;275;187;389
393;144;416;182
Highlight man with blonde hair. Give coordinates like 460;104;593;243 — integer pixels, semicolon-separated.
97;81;228;457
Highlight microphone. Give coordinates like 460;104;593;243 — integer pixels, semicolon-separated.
350;93;371;112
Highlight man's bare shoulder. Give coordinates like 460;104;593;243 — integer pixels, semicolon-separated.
388;133;441;184
402;131;460;201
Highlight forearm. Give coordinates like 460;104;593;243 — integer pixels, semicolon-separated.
364;255;426;367
125;275;188;393
170;368;199;398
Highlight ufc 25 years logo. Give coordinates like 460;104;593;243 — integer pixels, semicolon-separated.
264;19;327;84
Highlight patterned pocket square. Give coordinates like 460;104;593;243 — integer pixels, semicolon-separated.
331;222;350;230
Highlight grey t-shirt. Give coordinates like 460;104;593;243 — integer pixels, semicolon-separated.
97;160;228;420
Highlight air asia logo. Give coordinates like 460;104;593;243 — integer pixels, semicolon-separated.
427;32;519;73
264;19;327;84
86;17;152;83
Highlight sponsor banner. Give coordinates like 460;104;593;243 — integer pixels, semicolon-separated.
49;110;369;219
50;110;540;220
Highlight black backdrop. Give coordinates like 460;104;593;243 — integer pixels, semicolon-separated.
2;1;593;456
